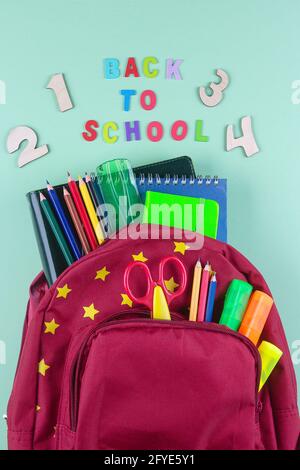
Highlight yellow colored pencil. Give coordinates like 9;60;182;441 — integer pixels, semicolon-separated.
78;175;104;245
189;260;202;321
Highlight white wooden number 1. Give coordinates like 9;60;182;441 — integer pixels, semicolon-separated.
47;73;73;112
7;127;49;167
199;69;229;107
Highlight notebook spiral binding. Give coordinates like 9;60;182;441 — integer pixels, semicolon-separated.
95;173;219;185
136;174;219;186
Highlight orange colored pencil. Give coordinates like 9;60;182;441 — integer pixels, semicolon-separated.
63;186;91;256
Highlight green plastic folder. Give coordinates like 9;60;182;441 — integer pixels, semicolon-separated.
143;191;219;239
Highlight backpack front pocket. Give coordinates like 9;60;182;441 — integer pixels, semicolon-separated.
56;317;261;450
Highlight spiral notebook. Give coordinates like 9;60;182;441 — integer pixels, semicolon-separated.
137;175;227;242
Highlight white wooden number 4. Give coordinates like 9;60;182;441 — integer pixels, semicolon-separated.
226;116;259;157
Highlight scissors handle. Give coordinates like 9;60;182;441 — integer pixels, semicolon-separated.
159;256;187;303
124;261;154;309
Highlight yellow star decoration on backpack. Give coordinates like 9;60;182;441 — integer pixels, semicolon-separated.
121;293;133;308
95;266;110;281
38;359;50;376
83;303;100;320
132;252;148;262
44;319;60;335
173;241;190;255
56;284;72;299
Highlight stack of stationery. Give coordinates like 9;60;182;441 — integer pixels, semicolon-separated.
28;156;227;285
29;173;106;285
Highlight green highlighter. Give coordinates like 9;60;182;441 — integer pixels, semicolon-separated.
142;191;219;239
219;279;253;331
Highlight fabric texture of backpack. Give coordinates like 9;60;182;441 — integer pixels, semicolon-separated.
7;225;300;450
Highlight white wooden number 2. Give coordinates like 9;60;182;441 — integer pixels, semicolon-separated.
47;73;73;112
6;126;49;167
199;69;229;107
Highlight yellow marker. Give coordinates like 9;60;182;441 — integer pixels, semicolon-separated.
258;341;283;391
153;285;171;320
78;176;104;245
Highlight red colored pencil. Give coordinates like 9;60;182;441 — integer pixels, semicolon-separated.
63;186;91;255
67;172;98;250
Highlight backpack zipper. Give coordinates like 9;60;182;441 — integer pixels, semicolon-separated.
69;311;262;431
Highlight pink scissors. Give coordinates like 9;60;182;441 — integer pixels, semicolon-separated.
124;256;187;320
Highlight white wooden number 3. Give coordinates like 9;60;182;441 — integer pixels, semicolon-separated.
199;69;229;107
6;126;49;167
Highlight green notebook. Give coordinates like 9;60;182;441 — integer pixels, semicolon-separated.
143;191;219;239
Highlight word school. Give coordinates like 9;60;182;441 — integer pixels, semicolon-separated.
82;119;209;143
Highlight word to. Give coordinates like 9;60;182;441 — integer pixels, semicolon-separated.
103;57;183;80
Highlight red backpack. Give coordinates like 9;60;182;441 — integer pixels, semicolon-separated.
7;225;299;450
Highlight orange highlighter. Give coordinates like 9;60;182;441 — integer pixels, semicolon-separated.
239;291;273;345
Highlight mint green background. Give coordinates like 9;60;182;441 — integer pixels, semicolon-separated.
0;0;299;449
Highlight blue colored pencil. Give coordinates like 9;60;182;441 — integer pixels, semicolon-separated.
205;273;217;322
46;181;82;260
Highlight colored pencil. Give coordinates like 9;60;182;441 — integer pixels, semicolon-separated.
90;173;103;205
197;262;211;322
46;182;81;260
78;175;105;245
85;174;101;217
189;260;202;321
63;186;91;256
67;173;98;250
85;173;107;238
39;192;73;266
205;273;217;322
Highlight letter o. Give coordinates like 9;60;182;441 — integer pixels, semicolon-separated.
140;90;157;111
171;120;188;141
147;121;163;142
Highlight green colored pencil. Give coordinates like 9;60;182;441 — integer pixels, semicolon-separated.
39;192;74;266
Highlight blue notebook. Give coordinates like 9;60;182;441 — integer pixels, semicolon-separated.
137;175;227;242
